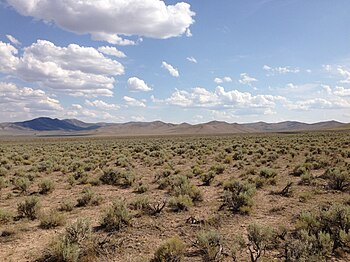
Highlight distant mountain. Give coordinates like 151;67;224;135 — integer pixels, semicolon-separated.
0;117;101;132
0;117;348;136
63;119;101;130
242;120;345;132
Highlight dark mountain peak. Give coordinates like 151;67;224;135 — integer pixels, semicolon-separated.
14;117;99;131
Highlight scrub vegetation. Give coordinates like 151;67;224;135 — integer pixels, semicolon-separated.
0;131;349;261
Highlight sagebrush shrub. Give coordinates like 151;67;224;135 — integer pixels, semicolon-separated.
197;230;222;261
0;209;13;225
152;236;186;262
169;195;193;212
38;178;55;194
100;168;135;188
40;210;66;229
17;196;41;220
13;176;31;194
222;179;256;214
101;200;131;232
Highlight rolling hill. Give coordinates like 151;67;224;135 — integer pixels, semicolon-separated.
0;117;348;136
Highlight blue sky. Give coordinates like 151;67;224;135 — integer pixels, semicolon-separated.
0;0;349;123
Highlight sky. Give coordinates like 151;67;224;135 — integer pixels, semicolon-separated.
0;0;350;124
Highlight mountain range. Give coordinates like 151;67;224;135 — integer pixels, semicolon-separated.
0;117;348;136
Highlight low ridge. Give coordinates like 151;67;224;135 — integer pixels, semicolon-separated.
0;117;347;136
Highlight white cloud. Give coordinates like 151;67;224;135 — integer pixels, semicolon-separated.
66;104;97;118
263;65;271;71
214;76;232;84
214;78;223;84
185;28;193;37
7;0;195;45
0;40;124;97
85;99;120;110
127;77;152;92
156;86;284;111
223;76;233;82
91;33;137;46
161;61;179;77
6;34;21;46
334;86;350;96
131;115;146;122
239;73;257;86
0;41;19;73
337;67;350;84
98;46;126;58
123;96;146;107
0;82;62;121
263;65;300;75
186;56;197;63
323;64;332;72
287;98;334;111
321;85;332;95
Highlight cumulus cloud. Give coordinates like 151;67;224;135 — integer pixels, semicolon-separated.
334;86;350;96
239;73;257;86
0;40;124;97
263;65;300;75
0;41;19;73
131;115;146;122
98;46;126;58
6;34;21;46
161;61;179;77
0;82;62;121
214;76;232;84
186;56;197;63
7;0;195;45
337;67;350;84
322;65;350;84
123;96;146;107
287;98;335;111
66;104;124;122
155;86;284;111
127;77;152;92
85;99;120;110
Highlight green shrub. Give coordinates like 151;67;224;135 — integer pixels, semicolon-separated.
168;175;203;203
192;166;204;176
152;236;186;262
259;168;277;179
101;200;131;232
13;176;31;194
77;188;102;207
168;195;193;212
210;164;225;175
323;168;349;191
130;195;150;212
201;171;216;186
197;230;222;261
0;209;13;225
134;182;148;194
295;204;350;253
17;196;41;220
290;164;310;177
59;199;75;212
49;219;91;262
38;178;55;194
40;210;66;229
100;169;135;188
247;223;274;262
222;180;256;214
0;177;8;192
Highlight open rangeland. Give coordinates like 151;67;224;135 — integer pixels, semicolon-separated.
0;131;349;262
